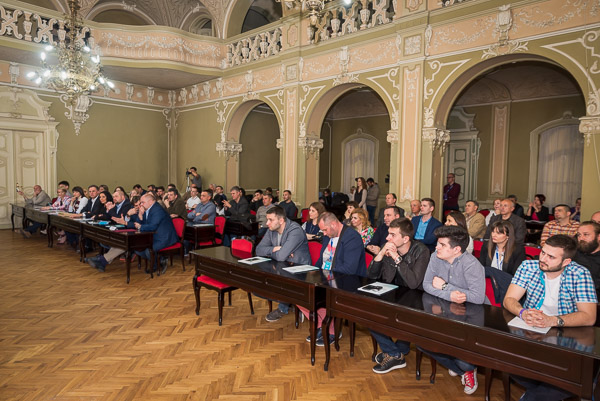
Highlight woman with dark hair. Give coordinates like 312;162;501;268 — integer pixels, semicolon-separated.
445;210;473;254
525;194;550;221
479;220;526;303
350;208;374;246
67;186;88;214
94;191;114;221
303;201;326;240
354;177;367;209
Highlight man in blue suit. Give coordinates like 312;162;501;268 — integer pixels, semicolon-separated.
411;198;443;253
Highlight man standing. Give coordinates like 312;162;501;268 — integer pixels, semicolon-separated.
504;235;597;401
412;198;443;252
187;167;202;191
256;193;276;237
464;200;486;239
185;186;201;210
256;206;311;322
443;173;461;214
164;188;187;220
540;204;580;246
574;221;600;295
376;193;405;227
420;225;486;395
368;218;430;373
484;198;526;244
187;189;216;224
366;178;380;225
367;206;402;254
278;190;298;219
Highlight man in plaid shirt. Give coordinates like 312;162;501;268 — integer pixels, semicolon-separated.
504;234;597;401
540;204;579;246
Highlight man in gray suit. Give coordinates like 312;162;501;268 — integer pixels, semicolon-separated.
256;206;311;322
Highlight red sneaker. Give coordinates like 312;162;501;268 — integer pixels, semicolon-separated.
462;369;478;395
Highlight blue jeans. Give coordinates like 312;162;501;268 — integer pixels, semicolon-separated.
370;330;410;357
366;205;376;226
278;303;290;314
511;375;573;401
25;221;42;233
417;346;475;375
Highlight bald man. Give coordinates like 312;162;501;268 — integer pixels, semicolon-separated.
592;211;600;225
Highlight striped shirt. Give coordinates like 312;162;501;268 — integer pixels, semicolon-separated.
540;220;579;246
511;260;597;315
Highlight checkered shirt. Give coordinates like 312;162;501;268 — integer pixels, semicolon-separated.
540;220;580;246
511;259;597;315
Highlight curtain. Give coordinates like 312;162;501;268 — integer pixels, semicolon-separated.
343;138;375;193
536;125;583;208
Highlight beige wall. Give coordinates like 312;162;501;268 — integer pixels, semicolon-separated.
464;95;585;204
319;115;391;194
49;96;169;191
239;109;280;189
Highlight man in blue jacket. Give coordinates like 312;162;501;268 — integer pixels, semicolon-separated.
257;206;311;322
411;198;442;253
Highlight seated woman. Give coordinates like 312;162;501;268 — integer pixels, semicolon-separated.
350;208;374;246
63;186;88;246
42;188;71;211
525;194;550;221
479;220;526;304
93;191;113;221
302;201;326;240
445;211;474;254
485;198;502;226
342;201;359;226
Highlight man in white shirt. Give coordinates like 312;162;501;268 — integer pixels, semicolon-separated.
186;186;201;210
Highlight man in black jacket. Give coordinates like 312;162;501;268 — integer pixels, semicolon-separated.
368;218;430;374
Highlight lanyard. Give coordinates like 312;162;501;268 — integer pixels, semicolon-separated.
495;249;504;270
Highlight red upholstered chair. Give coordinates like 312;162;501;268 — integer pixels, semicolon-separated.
157;217;186;272
250;210;256;216
479;209;490;217
525;244;541;260
365;252;374;270
549;214;555;221
189;216;225;263
473;240;483;258
300;208;309;223
308;241;322;265
193;238;256;325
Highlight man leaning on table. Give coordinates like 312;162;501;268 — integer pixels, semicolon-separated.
367;217;430;374
503;234;597;401
256;206;311;322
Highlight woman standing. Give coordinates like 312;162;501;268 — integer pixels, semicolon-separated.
354;177;368;209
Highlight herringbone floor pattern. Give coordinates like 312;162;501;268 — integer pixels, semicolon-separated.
0;230;521;401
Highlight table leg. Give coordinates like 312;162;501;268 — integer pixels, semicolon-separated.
309;309;317;366
150;250;155;279
323;314;331;371
48;225;54;248
126;251;131;284
11;211;15;231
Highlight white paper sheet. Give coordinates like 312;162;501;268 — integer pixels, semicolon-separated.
507;316;551;334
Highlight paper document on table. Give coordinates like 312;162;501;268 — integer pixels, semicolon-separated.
282;265;319;274
238;256;271;265
507;317;551;334
358;282;398;295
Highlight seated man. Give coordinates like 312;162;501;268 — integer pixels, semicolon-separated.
299;212;366;345
187;189;216;225
411;198;443;252
278;190;298;219
185;186;201;210
250;189;263;212
367;206;402;254
540;204;579;246
256;193;275;237
463;200;486;239
574;221;600;296
376;193;405;227
368;218;429;374
407;199;421;219
419;225;486;395
484;198;526;245
18;184;53;237
504;234;597;401
256;206;311;322
104;189;131;220
164;188;187;220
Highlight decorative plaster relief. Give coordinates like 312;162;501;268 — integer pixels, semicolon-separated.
404;66;420;103
422;128;450;152
513;0;599;30
287;24;298;47
298;136;323;160
299;84;326;119
386;130;398;143
579;116;600;146
406;0;423;12
366;68;400;130
404;35;422;56
216;141;242;160
430;15;495;53
8;62;19;85
351;39;397;68
423;59;470;107
60;93;92;136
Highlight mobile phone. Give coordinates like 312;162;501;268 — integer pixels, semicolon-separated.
363;285;382;291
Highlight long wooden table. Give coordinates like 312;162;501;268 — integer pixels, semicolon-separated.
10;203;26;231
192;246;333;365
321;275;600;401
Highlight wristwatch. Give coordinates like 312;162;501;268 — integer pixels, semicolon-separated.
441;282;448;291
556;316;565;327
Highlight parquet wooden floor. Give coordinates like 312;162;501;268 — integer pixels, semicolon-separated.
0;230;523;401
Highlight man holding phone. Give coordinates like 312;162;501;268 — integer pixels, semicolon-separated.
368;217;430;374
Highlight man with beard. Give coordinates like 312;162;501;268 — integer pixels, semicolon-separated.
574;221;600;296
504;234;597;401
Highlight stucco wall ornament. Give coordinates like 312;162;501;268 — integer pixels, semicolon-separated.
423;59;469;105
386;130;398;143
299;84;326;118
203;82;210;100
482;5;529;59
216;78;224;97
264;90;285;131
179;87;187;105
404;35;421;56
216;141;242;160
424;25;432;56
126;83;134;101
147;87;155;104
8;62;19;85
333;46;359;86
298;136;323;159
513;0;599;29
406;0;422;12
191;85;198;103
61;93;92;135
225;27;281;67
423;107;434;128
579;116;600;146
422;127;450;152
365;68;399;130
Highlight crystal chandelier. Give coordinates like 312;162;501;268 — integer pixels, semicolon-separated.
27;0;113;134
